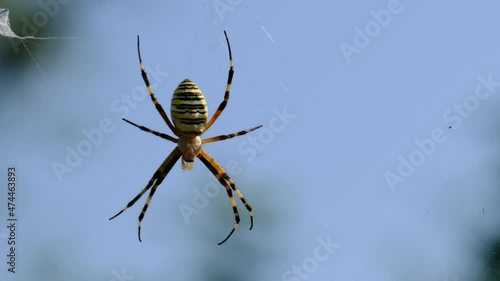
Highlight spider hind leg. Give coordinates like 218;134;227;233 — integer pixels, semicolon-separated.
109;147;182;241
197;149;253;245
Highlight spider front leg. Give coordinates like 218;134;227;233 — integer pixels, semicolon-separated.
137;35;180;136
204;30;234;132
197;149;253;245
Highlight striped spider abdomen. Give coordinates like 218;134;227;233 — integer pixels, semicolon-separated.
171;79;208;136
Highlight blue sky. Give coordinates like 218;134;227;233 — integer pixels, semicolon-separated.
1;1;500;280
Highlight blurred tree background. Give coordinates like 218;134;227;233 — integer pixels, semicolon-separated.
2;1;500;281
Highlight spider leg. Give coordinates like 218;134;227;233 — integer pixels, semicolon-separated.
220;169;253;230
204;30;234;132
122;118;178;143
109;147;182;242
137;35;180;135
202;125;262;144
197;148;253;245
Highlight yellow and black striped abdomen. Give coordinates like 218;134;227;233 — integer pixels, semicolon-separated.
171;79;208;136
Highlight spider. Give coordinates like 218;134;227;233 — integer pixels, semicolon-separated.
109;31;262;245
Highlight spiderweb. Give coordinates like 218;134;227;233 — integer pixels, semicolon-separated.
0;8;73;39
0;8;19;38
0;8;78;79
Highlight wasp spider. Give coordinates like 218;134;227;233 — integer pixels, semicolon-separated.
109;31;261;245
